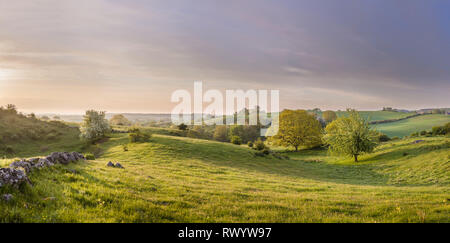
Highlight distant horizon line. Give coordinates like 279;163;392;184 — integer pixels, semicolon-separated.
28;107;450;116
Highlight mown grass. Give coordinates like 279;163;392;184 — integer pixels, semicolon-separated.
1;133;449;223
372;114;450;137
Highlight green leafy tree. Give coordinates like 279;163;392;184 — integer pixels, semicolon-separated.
323;109;378;162
322;110;337;123
270;109;322;151
80;110;110;142
110;114;131;126
213;125;229;142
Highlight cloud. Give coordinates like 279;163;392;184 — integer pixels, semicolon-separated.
0;0;448;112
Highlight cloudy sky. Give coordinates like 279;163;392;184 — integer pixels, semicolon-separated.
0;0;449;114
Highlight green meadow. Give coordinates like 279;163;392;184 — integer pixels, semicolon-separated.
1;132;449;223
373;114;450;137
336;110;415;122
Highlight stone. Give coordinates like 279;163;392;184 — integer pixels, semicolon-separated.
0;168;30;188
2;194;13;202
50;152;60;164
10;160;33;173
115;163;124;169
107;161;115;167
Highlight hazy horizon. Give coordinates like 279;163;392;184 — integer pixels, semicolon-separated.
1;0;449;114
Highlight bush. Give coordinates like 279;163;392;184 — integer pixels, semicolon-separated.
247;141;254;148
254;147;272;157
231;136;242;145
378;133;391;142
432;124;448;136
178;123;188;131
410;132;419;137
129;131;151;143
122;144;128;152
420;130;427;136
254;139;266;151
85;153;95;160
391;136;400;141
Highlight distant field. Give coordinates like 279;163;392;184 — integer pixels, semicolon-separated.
373;114;450;137
1;133;449;223
336;110;415;122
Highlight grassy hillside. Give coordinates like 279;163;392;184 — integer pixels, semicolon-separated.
335;110;415;122
1;133;448;223
373;114;450;137
0;110;84;158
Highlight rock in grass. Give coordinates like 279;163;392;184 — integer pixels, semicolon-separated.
107;161;115;167
115;163;124;169
1;194;13;202
0;168;30;188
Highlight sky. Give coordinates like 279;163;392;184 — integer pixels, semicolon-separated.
0;0;449;114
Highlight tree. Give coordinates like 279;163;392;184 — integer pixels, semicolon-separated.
229;125;259;143
322;110;337;123
431;109;442;114
213;125;229;142
270;110;322;151
6;104;17;114
40;115;50;121
80;110;110;142
323;109;378;162
109;114;131;126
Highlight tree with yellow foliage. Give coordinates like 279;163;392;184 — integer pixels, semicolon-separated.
270;110;322;151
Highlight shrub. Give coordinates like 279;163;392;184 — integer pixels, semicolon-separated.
432;125;447;136
247;141;254;148
122;144;129;152
85;153;95;160
410;132;419;137
378;133;391;142
262;147;271;155
254;138;266;151
178;123;188;131
129;131;151;143
231;136;242;145
420;130;427;136
391;136;400;141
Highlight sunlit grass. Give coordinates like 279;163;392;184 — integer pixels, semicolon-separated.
1;134;449;223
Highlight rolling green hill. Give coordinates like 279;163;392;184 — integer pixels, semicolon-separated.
1;133;448;223
372;114;450;137
335;110;415;122
0;109;84;158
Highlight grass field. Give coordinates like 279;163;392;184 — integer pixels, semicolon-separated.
373;114;450;137
335;110;415;122
1;133;449;223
